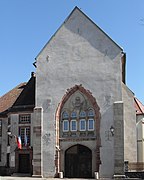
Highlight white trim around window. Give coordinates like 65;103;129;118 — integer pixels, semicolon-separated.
70;120;77;131
63;120;69;132
79;119;86;131
88;119;94;131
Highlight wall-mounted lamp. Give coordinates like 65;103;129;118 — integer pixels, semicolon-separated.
7;132;12;136
7;132;16;138
110;126;114;136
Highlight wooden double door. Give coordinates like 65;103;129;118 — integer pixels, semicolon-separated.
15;149;33;174
65;145;92;178
19;154;30;173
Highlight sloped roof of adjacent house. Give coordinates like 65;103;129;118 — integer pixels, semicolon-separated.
12;75;35;107
0;82;26;114
0;74;35;117
35;6;123;60
134;97;144;115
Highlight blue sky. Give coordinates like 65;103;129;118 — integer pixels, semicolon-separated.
0;0;144;103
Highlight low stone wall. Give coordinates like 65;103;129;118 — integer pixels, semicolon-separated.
125;171;144;179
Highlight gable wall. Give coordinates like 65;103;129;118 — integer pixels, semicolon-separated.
36;9;122;178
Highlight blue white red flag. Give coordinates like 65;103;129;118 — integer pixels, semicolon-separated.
17;136;22;149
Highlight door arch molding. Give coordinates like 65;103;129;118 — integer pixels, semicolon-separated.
55;85;101;177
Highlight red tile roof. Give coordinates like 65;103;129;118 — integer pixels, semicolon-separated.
0;83;26;114
134;97;144;115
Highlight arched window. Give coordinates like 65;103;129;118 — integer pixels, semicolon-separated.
56;85;101;176
62;111;69;119
58;86;100;136
79;111;86;118
71;111;77;118
88;109;95;117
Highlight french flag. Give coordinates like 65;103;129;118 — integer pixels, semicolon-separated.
17;136;22;149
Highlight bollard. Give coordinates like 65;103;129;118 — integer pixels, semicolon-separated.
59;171;63;178
94;172;99;179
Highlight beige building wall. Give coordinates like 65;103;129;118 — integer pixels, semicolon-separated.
122;83;137;163
137;115;144;162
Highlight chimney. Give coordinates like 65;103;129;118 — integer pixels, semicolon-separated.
31;72;35;77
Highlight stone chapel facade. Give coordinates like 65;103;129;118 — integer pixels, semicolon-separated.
0;7;138;179
33;7;137;178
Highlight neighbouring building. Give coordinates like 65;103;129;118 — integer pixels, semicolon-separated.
0;6;143;179
0;73;35;175
135;98;144;163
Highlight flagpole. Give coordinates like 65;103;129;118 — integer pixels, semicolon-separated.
24;127;27;147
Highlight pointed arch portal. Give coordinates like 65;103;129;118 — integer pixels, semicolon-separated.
55;85;101;178
65;145;92;178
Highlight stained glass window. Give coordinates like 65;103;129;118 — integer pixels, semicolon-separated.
79;111;86;118
62;111;69;119
71;111;77;118
71;120;77;131
88;109;95;117
88;119;94;131
63;120;69;132
79;119;86;131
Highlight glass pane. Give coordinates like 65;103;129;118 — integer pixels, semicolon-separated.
79;111;86;117
62;112;69;119
80;120;86;131
19;114;31;124
19;127;30;146
88;119;94;130
63;120;69;131
71;112;77;118
88;109;94;117
71;120;77;131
